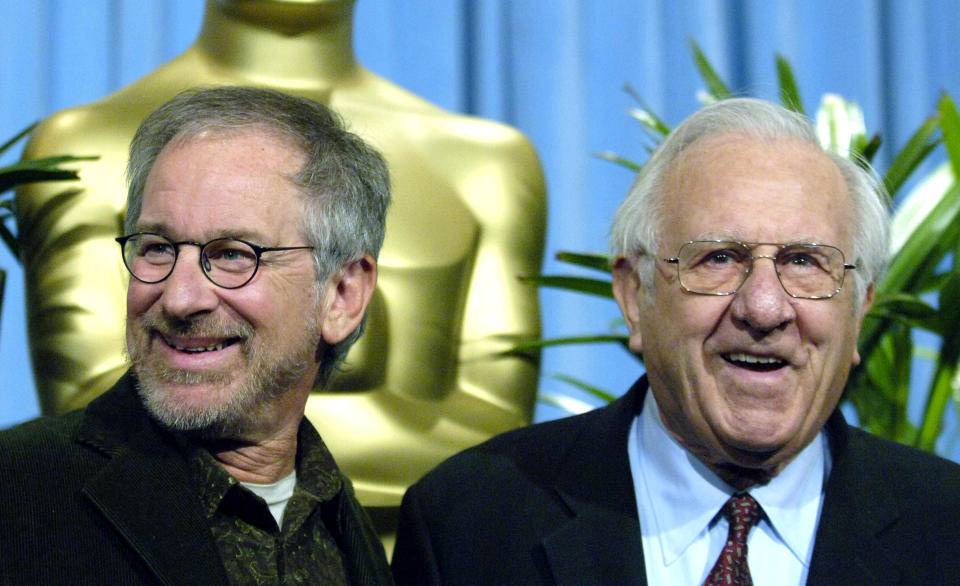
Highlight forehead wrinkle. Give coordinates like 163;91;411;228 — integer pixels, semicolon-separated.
664;135;855;253
134;220;275;245
690;232;845;247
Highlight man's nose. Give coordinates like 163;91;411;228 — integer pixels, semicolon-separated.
159;249;220;318
729;256;796;332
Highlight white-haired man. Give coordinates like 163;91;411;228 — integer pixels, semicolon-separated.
392;98;960;585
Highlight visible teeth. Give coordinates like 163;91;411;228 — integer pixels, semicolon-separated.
726;352;783;365
172;342;227;353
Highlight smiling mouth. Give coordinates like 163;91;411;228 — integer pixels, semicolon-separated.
160;335;241;354
723;352;787;372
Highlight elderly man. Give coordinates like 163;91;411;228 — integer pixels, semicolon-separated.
0;87;392;584
391;98;960;584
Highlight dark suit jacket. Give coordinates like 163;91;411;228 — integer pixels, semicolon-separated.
392;377;960;585
0;371;392;585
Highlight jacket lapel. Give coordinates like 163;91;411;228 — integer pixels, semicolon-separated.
542;378;648;585
76;373;230;585
543;491;647;584
322;475;392;585
806;411;902;585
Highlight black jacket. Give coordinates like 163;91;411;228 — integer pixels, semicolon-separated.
392;377;960;585
0;371;392;585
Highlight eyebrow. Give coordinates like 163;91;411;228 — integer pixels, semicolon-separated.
134;221;171;235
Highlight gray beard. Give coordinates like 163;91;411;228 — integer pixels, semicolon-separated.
128;311;318;438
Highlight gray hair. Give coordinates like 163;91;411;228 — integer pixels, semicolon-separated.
125;85;391;386
610;97;889;305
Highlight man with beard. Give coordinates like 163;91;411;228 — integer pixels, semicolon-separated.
0;86;392;584
391;98;960;584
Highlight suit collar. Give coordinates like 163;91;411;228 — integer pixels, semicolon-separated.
542;377;648;584
75;371;230;585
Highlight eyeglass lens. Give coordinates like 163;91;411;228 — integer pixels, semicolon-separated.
676;241;847;299
120;233;260;289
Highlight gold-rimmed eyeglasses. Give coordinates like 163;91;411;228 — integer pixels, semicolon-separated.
116;232;314;289
660;240;856;299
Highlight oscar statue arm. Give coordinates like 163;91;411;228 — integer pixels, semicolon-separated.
445;118;546;427
16;105;138;414
14;49;219;415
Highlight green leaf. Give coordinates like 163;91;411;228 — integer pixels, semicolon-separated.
0;267;5;332
889;163;953;260
554;251;611;273
866;293;941;332
859;179;960;367
689;40;732;100
883;114;940;197
623;83;672;138
500;334;629;357
859;133;884;165
0;154;97;172
549;373;619;403
939;93;960;174
0;169;80;194
916;271;960;451
593;151;642;172
861;325;915;442
775;54;804;114
870;292;938;318
0;155;98;193
518;274;613;298
866;308;943;336
882;182;960;296
0;123;37;157
625;108;671;142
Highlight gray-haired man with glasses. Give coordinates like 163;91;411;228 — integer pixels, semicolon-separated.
1;87;393;584
392;98;960;585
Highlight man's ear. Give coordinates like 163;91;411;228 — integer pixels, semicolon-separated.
321;255;378;345
611;256;645;355
851;283;875;366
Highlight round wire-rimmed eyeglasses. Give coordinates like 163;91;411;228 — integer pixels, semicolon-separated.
116;232;314;289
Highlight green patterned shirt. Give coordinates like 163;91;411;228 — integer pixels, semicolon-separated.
184;421;349;585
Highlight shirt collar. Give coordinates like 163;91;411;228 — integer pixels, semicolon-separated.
179;417;343;520
294;417;342;503
635;389;828;568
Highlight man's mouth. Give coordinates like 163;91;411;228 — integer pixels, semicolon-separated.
723;352;787;372
160;334;241;354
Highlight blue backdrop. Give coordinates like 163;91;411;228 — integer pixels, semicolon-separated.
3;1;960;457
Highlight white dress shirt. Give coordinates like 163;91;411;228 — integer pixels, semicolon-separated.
628;390;831;585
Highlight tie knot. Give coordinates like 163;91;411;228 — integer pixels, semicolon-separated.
723;493;762;530
703;494;763;586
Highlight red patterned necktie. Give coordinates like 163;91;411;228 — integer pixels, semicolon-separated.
703;493;762;586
